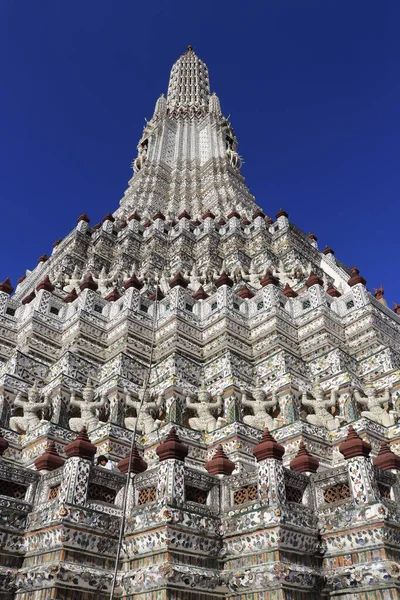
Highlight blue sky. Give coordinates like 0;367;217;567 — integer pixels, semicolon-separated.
0;1;399;305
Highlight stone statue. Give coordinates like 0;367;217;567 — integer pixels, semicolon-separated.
185;383;225;432
354;384;395;426
52;270;65;290
10;384;50;434
93;266;113;296
63;265;82;294
240;380;278;430
159;269;171;295
124;385;164;434
232;263;247;285
133;144;147;172
248;259;262;289
301;381;341;430
69;380;107;433
202;266;214;285
226;147;241;169
188;264;202;292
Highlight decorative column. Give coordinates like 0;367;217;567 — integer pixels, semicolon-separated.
123;276;143;312
101;213;115;234
57;427;96;506
118;445;147;513
177;210;191;232
305;272;327;308
275;208;289;229
155;428;188;507
252;428;286;505
215;272;234;312
169;271;190;312
127;210;141;233
206;444;235;513
227;210;241;232
339;425;379;505
76;212;90;233
252;207;266;231
347;267;369;307
260;270;281;309
202;209;216;233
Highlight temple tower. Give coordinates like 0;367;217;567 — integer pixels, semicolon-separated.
116;45;256;218
1;47;400;600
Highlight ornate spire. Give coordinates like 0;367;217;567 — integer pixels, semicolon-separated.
167;46;210;114
290;441;319;473
118;445;147;474
205;444;235;476
339;425;371;460
65;427;97;460
34;441;65;472
374;441;400;471
156;427;189;462
116;48;258;219
252;428;285;462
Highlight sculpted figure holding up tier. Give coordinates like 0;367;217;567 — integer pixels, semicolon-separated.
133;144;147;173
240;380;278;430
69;380;107;433
188;264;202;292
10;384;50;434
354;384;395;426
232;263;247;285
63;265;82;294
159;269;171;296
301;381;341;431
186;384;225;433
124;385;164;434
93;267;113;296
248;259;262;289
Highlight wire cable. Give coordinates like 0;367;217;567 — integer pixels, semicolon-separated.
109;283;159;599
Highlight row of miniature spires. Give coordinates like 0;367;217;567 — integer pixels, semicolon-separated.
0;262;375;309
3;206;322;286
3;206;397;311
0;425;398;476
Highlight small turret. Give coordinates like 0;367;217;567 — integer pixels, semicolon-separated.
154;93;167;117
209;92;221;115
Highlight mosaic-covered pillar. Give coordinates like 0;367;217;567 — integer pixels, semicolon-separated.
155;427;188;507
257;457;286;505
58;427;96;506
347;456;379;505
253;428;286;506
216;279;234;311
57;457;91;506
339;425;379;505
156;459;185;507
